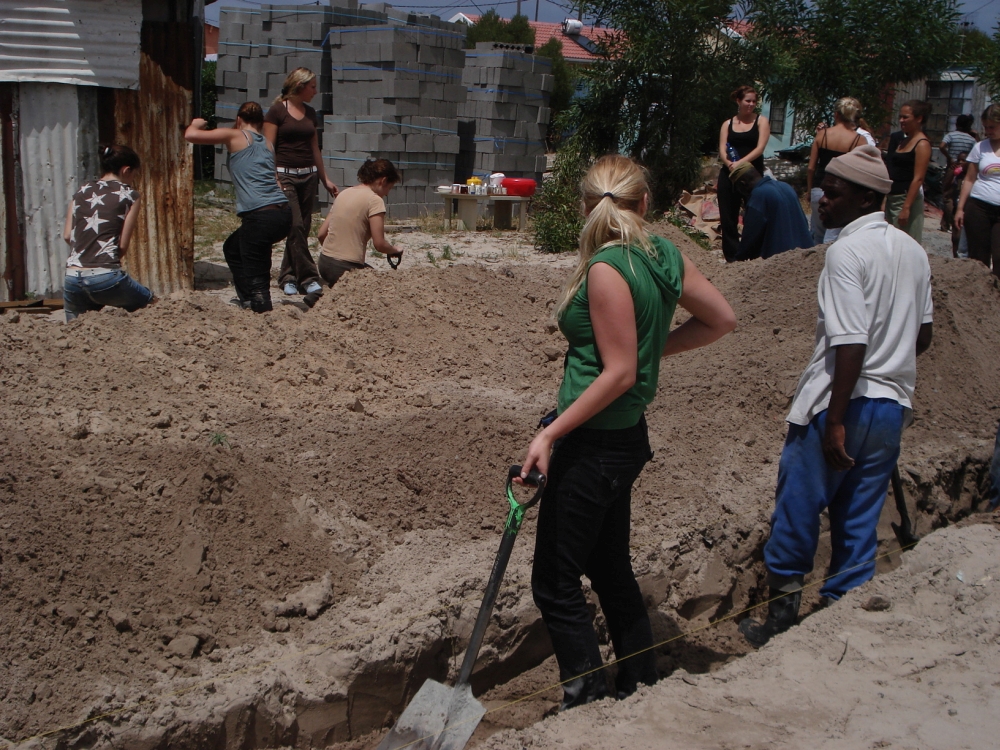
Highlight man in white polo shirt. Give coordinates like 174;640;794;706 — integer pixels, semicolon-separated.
740;146;934;648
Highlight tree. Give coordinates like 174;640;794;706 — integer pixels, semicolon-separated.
535;37;577;147
971;25;1000;99
464;10;535;48
565;0;758;206
747;0;962;134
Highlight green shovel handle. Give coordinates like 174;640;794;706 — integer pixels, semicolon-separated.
504;465;545;534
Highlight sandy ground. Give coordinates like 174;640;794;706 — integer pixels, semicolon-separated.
3;208;1000;750
484;521;1000;750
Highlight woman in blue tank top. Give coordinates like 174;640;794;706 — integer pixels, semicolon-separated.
185;102;291;312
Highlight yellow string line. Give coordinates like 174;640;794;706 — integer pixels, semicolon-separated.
4;528;916;750
386;539;918;750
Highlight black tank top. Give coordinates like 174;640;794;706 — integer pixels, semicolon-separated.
727;116;765;173
886;133;929;195
815;130;865;183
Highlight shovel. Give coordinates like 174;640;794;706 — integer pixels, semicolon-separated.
890;464;920;549
376;465;545;750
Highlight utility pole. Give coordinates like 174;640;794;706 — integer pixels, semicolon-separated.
535;0;540;22
516;0;521;17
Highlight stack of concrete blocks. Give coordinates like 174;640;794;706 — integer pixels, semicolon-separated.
456;42;552;185
213;1;387;184
321;13;468;219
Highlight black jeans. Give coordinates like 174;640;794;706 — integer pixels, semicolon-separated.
717;167;746;262
223;203;292;312
531;416;658;699
277;171;321;289
965;197;1000;276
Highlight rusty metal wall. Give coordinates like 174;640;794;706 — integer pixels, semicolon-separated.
113;22;195;295
0;0;142;89
18;82;79;297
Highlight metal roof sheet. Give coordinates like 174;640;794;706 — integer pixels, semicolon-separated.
0;0;141;89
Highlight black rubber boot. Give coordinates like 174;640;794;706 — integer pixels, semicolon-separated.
738;587;801;648
559;667;609;711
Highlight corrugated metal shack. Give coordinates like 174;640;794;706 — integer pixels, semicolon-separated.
0;0;201;302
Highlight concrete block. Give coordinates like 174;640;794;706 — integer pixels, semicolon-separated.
537;107;551;125
405;134;433;151
419;82;444;99
325;132;347;151
378;134;406;150
382;42;418;61
224;70;248;89
346;133;376;151
402;169;428;186
498;69;524;87
220;10;252;25
357;120;387;134
433;134;460;152
331;97;362;115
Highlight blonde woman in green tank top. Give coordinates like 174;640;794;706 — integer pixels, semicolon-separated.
516;155;736;710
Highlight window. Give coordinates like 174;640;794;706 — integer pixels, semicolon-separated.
925;80;973;143
769;99;787;136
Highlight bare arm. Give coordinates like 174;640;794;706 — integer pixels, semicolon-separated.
369;213;401;256
63;200;74;245
311;132;338;196
718;120;731;168
743;115;770;164
662;254;737;356
822;343;866;470
317;209;333;245
119;196;141;254
263;122;278;149
520;263;638;479
916;322;933;356
183;118;245;151
954;162;979;230
806;133;820;194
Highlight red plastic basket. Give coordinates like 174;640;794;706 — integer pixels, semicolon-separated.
501;178;537;197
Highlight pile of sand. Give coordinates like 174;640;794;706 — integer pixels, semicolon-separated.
2;224;999;748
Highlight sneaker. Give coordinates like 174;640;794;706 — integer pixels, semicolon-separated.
304;281;322;295
283;282;298;295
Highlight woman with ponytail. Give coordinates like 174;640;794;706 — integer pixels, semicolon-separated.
518;155;736;710
185;102;291;313
62;144;153;321
264;67;339;298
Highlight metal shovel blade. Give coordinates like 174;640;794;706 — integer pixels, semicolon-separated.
377;680;484;750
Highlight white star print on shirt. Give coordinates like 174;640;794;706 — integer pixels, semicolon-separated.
96;238;118;258
114;184;135;203
97;180;108;188
66;248;84;267
80;183;92;193
86;192;106;209
84;211;107;234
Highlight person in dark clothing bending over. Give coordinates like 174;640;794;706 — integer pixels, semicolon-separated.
739;146;933;649
729;162;813;261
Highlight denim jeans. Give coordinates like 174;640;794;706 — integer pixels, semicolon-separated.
63;269;153;321
764;397;904;599
986;422;1000;510
532;416;658;698
223;203;292;312
277;172;321;289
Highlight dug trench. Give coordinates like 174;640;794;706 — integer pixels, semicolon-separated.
3;225;1000;750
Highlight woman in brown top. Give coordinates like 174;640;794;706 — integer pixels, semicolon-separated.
264;67;339;298
317;159;403;288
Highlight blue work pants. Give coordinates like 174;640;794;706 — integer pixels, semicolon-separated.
764;397;904;599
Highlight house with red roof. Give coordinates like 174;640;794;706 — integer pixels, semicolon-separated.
448;14;616;66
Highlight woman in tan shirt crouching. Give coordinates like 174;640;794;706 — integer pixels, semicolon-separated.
317;158;404;287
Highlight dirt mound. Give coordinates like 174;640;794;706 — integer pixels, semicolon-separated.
482;522;1000;750
2;225;1000;748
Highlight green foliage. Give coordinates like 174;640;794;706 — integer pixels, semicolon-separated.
209;432;230;448
533;139;587;254
568;0;757;206
464;10;536;48
748;0;962;133
536;38;577;147
971;26;1000;99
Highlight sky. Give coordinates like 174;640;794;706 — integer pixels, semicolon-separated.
205;0;998;31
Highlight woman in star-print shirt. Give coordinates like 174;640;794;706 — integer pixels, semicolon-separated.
61;144;153;321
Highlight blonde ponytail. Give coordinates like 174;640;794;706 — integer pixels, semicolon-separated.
272;67;316;106
555;155;654;319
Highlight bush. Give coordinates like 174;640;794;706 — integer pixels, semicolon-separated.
464;10;535;47
533;140;587;254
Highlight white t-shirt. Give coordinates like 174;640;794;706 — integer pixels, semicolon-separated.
787;212;933;426
968;139;1000;206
